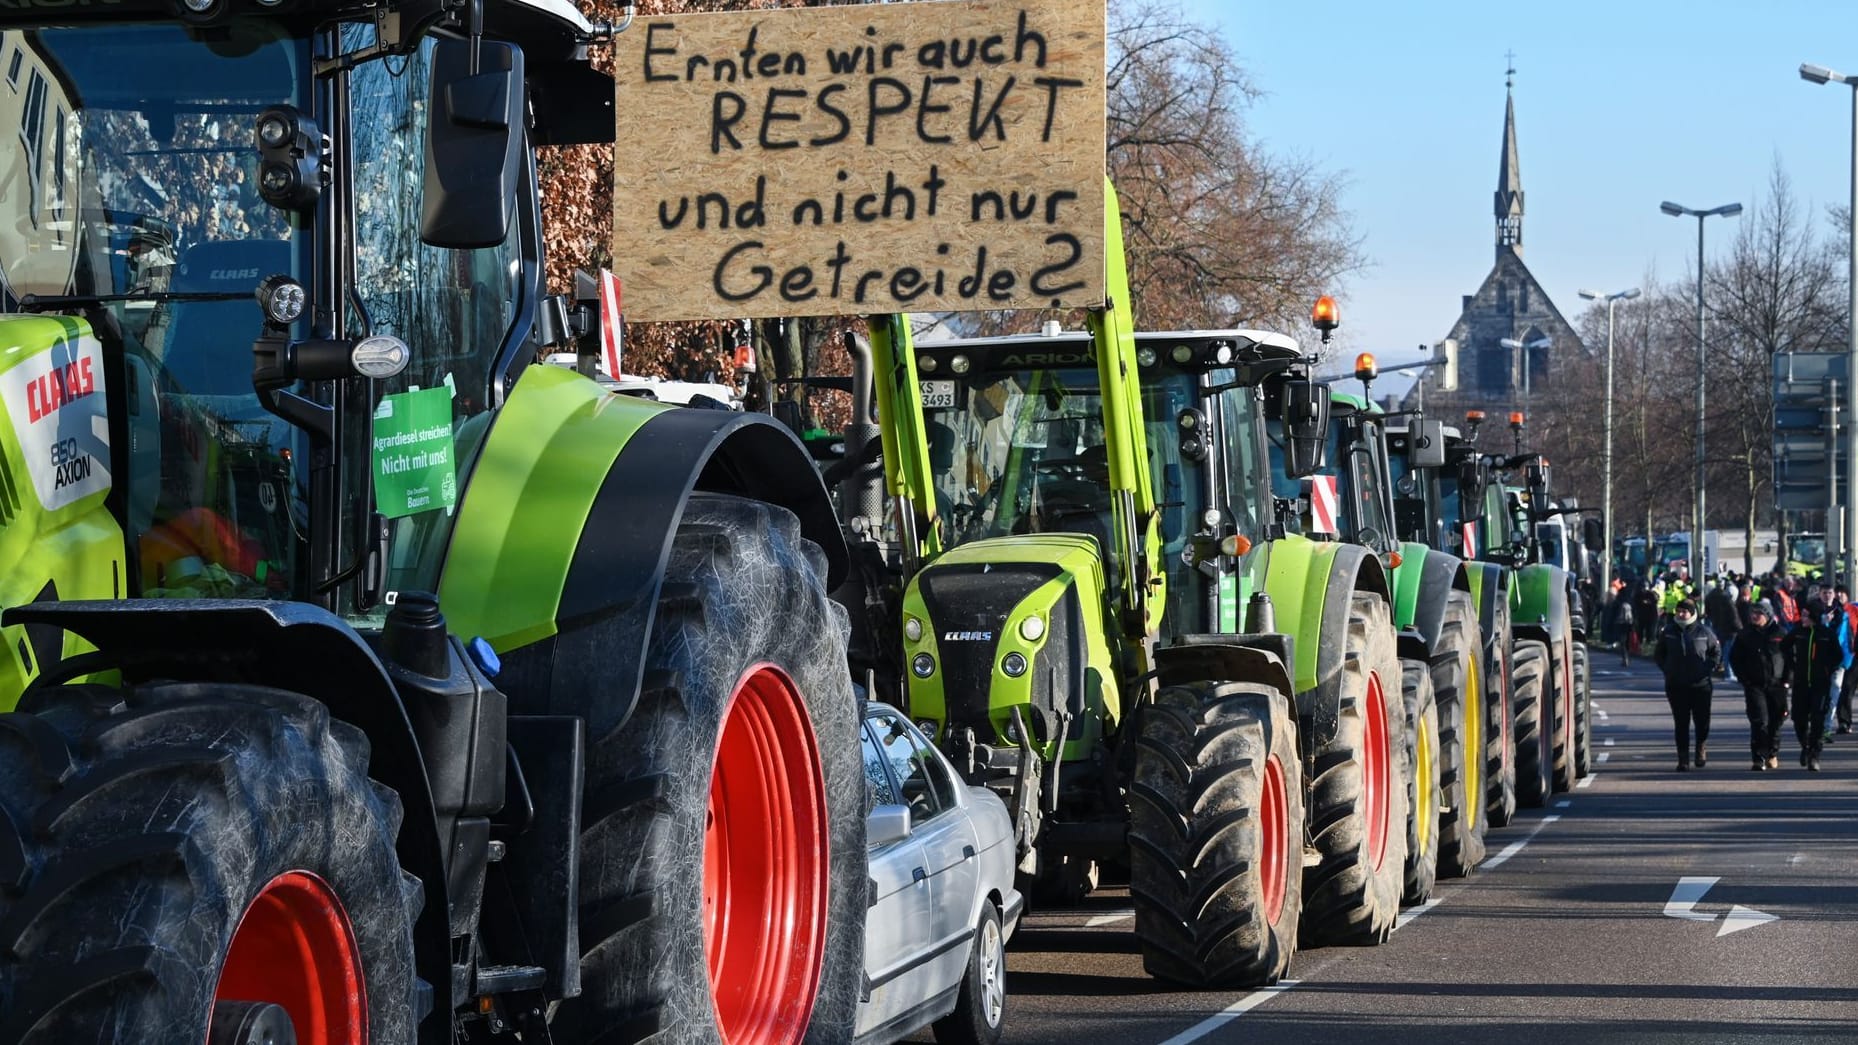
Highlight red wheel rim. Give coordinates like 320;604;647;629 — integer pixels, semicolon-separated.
1259;754;1289;926
703;664;829;1045
213;870;365;1045
1363;671;1391;872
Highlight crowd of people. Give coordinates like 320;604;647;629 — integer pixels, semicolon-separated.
1600;570;1853;772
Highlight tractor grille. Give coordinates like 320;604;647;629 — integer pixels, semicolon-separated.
918;563;1085;743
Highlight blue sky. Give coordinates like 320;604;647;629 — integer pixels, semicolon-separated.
1180;0;1858;387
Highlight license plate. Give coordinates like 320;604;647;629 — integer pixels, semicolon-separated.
921;380;956;408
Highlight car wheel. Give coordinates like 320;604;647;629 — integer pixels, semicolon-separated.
932;902;1006;1045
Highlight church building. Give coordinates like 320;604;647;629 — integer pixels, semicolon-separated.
1409;71;1584;411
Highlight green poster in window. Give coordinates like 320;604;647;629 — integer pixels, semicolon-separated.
373;386;456;519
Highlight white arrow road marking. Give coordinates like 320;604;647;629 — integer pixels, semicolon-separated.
1084;910;1133;928
1717;904;1779;937
1664;876;1721;921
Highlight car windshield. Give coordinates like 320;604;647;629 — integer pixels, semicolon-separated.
1792;537;1826;564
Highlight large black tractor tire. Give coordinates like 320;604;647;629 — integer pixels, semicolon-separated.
1399;659;1440;907
1129;680;1304;987
0;683;419;1044
1573;642;1593;777
1549;635;1578;794
1483;598;1519;828
1434;590;1488;876
1512;638;1553;808
1300;593;1407;947
553;493;865;1045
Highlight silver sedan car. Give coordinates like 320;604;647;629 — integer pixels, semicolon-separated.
855;703;1024;1045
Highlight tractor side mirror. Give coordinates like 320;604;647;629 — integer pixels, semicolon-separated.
1280;380;1330;479
1412;419;1447;469
1525;459;1551;515
422;38;524;249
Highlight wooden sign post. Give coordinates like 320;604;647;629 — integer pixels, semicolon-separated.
611;0;1106;321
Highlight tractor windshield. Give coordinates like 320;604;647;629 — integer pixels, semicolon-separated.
920;366;1202;563
0;22;313;597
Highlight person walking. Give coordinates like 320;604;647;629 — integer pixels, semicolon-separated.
1706;578;1741;680
1654;599;1721;771
1787;600;1850;772
1837;585;1858;735
1730;601;1790;771
1612;583;1638;667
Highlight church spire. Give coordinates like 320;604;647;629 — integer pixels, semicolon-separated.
1495;55;1523;257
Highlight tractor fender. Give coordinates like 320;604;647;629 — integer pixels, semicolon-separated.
1463;561;1511;642
1513;564;1572;650
0;599;454;1027
440;364;844;739
1257;537;1389;748
1391;543;1473;660
1156;633;1296;708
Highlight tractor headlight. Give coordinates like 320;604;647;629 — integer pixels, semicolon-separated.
1018;615;1045;642
915;718;939;740
1001;652;1028;677
1137;347;1157;367
911;653;935;678
950;354;971;375
904;615;924;642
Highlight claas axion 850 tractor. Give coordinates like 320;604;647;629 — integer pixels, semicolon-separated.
0;1;870;1042
864;212;1415;987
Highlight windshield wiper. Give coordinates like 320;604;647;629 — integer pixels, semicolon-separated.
16;291;251;311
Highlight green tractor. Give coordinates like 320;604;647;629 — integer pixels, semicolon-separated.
1453;413;1593;804
1385;416;1520;828
1263;359;1486;903
866;225;1412;985
0;3;869;1042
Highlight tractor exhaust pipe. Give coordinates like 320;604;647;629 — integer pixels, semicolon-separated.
841;331;884;528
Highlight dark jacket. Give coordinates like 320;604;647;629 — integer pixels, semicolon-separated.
1789;614;1849;695
1655;617;1721;689
1706;586;1741;637
1729;619;1789;689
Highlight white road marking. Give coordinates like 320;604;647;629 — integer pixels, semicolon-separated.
1084;910;1134;928
1604;738;1615;747
1598;752;1611;764
1717;904;1779;937
1577;773;1598;788
1393;896;1441;931
1155;980;1301;1044
1555;800;1572;808
1663;876;1720;921
1481;814;1561;870
1597;709;1611;721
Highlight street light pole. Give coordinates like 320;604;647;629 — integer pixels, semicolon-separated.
1661;201;1742;582
1799;62;1858;591
1579;286;1642;598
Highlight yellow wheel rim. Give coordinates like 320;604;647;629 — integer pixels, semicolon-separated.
1417;711;1435;851
1464;653;1481;831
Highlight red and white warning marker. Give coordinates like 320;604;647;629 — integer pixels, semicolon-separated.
1308;474;1340;535
598;269;624;379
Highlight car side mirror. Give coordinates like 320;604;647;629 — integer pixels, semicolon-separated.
422;37;523;249
867;803;912;847
1280;380;1329;479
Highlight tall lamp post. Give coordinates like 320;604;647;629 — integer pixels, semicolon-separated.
1498;335;1552;402
1578;286;1642;597
1800;62;1858;594
1660;200;1742;582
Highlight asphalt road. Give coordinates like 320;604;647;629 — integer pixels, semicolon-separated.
988;653;1858;1044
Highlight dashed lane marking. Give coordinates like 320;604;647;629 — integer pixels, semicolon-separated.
1605;738;1615;746
1154;981;1302;1044
1393;896;1442;931
1598;752;1611;764
1555;800;1572;808
1084;910;1134;928
1577;773;1598;789
1480;814;1562;870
